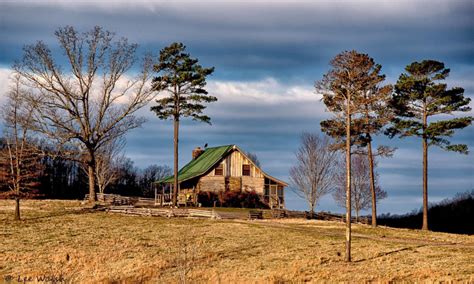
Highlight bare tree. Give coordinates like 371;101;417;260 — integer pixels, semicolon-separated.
289;133;339;218
138;165;172;197
244;151;261;168
13;26;156;202
333;154;387;222
0;75;43;220
93;137;125;196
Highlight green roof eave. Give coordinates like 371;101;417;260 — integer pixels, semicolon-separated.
157;145;234;184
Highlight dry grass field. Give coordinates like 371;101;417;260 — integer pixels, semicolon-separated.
1;200;473;283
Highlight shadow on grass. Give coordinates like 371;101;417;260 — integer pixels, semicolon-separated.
2;208;98;222
353;245;426;263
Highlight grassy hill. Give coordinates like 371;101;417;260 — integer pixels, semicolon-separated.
1;200;473;282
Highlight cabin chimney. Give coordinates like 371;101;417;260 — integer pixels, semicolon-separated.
192;147;204;159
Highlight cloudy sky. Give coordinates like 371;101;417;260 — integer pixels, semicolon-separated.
0;0;473;214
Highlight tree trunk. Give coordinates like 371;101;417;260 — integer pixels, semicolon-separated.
367;140;377;227
345;101;352;262
310;204;315;219
422;137;429;230
173;117;180;207
421;109;429;231
88;158;97;203
14;197;20;221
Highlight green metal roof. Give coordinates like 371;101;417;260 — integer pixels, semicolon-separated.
159;145;234;184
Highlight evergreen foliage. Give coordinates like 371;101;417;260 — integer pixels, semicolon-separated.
386;60;472;230
151;42;217;123
151;42;216;206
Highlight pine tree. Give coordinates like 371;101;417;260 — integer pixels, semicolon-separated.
317;50;370;262
151;42;216;207
387;60;472;230
320;53;393;227
357;63;394;227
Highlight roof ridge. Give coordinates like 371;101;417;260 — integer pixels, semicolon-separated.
203;144;235;150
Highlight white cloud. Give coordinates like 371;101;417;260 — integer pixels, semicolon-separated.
0;68;13;104
203;78;327;120
209;78;320;104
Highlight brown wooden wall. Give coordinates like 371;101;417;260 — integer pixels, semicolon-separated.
205;149;263;178
198;176;225;193
196;149;281;201
241;176;265;194
198;176;264;193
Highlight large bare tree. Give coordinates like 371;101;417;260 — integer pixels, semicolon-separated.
289;133;339;218
13;26;155;202
0;75;43;220
333;154;387;222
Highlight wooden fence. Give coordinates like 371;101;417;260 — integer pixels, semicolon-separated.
85;194;369;224
107;206;221;219
84;193;132;205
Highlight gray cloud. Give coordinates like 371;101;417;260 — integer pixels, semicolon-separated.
1;0;473;81
0;0;473;214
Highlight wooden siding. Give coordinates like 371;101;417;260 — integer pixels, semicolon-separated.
241;176;265;194
227;177;241;192
195;147;284;209
198;176;225;193
206;149;263;178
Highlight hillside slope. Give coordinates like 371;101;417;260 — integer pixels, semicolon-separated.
1;200;473;282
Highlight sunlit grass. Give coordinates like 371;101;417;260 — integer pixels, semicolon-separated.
1;200;473;282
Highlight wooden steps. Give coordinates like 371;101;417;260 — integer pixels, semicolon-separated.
248;210;263;220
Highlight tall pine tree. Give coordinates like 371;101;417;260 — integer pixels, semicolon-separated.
151;42;216;206
320;54;393;227
317;50;370;262
357;63;394;227
387;60;472;230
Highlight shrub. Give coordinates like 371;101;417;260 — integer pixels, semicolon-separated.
197;190;269;209
196;191;219;207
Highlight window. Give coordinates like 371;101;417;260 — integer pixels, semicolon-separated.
271;185;277;195
277;187;283;197
242;164;251;176
215;164;223;176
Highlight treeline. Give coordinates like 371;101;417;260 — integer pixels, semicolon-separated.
378;191;474;234
0;137;171;199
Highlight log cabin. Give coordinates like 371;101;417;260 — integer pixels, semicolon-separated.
157;145;287;208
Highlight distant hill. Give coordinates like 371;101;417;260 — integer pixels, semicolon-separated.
378;191;474;234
